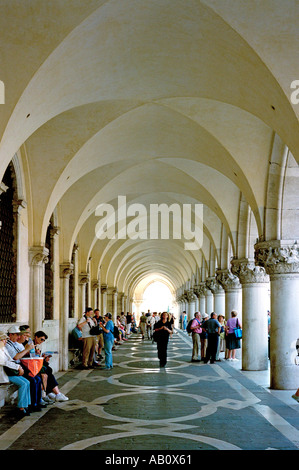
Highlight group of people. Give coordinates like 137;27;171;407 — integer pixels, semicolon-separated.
75;309;136;371
188;310;242;364
0;325;68;418
138;310;175;342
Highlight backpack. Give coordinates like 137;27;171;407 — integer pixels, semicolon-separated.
186;318;201;334
186;319;193;334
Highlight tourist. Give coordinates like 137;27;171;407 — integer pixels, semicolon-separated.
139;312;147;339
77;308;97;369
190;312;202;362
200;313;209;361
203;312;221;364
0;330;31;417
215;314;226;361
5;325;44;412
146;312;155;340
225;310;242;361
99;313;115;370
32;330;69;402
154;311;173;368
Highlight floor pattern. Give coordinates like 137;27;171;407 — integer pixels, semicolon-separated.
1;330;299;451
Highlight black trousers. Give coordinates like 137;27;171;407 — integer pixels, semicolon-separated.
157;338;169;367
204;333;219;363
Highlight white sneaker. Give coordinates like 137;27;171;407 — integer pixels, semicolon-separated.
55;393;69;402
232;358;239;361
43;396;55;404
48;393;56;400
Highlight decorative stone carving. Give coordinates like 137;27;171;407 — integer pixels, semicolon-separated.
92;280;100;290
254;240;299;275
194;283;208;297
29;247;49;266
231;258;269;284
101;284;108;294
205;277;224;294
186;289;197;303
79;273;89;285
60;263;74;279
216;269;241;291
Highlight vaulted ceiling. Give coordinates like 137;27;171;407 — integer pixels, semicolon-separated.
0;0;298;296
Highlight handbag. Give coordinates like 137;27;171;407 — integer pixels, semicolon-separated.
90;325;102;335
234;319;242;339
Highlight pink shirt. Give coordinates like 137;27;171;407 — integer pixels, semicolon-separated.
191;318;202;334
226;317;241;334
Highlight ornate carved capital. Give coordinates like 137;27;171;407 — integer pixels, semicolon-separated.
186;289;197;303
29;247;49;266
79;273;89;285
194;283;208;297
231;258;269;284
254;240;299;275
206;277;224;294
60;263;74;279
101;284;108;294
92;280;100;290
216;269;241;291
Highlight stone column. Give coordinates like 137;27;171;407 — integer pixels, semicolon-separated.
112;288;118;322
92;280;99;310
12;199;27;322
216;269;242;320
194;284;207;315
255;240;299;389
216;269;242;359
79;273;89;314
101;284;108;316
186;289;197;320
59;263;73;371
206;277;225;316
231;258;269;371
29;246;49;333
205;281;214;315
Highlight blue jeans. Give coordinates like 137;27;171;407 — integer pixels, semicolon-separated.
9;376;31;409
104;338;114;368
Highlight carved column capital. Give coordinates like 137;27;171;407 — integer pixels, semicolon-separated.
206;277;224;294
186;289;197;303
231;258;269;284
254;240;299;276
92;280;100;290
194;283;208;297
216;269;241;291
101;284;108;294
60;263;74;279
29;246;49;266
79;273;90;285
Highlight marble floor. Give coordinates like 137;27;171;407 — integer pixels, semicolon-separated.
0;329;299;451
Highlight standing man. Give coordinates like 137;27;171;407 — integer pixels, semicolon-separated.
190;312;202;362
203;312;221;364
77;308;96;369
126;312;132;336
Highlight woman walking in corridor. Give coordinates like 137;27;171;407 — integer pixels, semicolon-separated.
154;311;173;368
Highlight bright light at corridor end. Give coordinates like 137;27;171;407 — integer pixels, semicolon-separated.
141;281;176;314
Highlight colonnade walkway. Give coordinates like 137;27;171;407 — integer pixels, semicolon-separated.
1;330;299;452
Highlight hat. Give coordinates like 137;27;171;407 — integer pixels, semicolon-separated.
8;325;21;334
202;313;209;319
0;331;9;341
